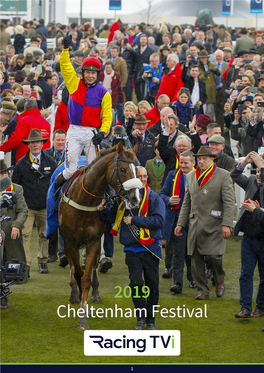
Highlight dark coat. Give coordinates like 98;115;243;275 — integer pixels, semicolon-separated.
14;34;26;54
158;131;202;183
246;120;264;152
159;168;181;241
120;47;138;76
126;120;156;167
230;166;264;238
12;150;57;210
181;65;207;107
33;76;53;108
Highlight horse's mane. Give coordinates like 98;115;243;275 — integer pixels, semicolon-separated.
81;145;135;174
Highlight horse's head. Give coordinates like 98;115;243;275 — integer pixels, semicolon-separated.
108;142;141;209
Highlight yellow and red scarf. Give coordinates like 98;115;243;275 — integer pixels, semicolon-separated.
196;162;216;188
175;153;179;169
110;184;155;246
4;184;13;192
171;169;185;210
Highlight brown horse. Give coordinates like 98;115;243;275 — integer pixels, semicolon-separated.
58;142;141;330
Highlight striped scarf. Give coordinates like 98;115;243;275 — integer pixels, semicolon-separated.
110;184;155;246
175;153;179;169
171;169;185;210
196;162;216;188
4;184;13;192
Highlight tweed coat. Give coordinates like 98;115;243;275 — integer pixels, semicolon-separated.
177;166;235;255
145;157;165;194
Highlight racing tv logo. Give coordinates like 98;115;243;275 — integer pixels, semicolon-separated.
84;330;180;356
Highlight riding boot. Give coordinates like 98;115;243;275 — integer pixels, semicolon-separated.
54;172;66;193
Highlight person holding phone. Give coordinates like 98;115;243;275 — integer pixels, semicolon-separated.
231;102;255;156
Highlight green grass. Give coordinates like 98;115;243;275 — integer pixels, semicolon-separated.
1;229;263;365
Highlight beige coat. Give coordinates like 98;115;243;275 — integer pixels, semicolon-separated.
177;167;235;256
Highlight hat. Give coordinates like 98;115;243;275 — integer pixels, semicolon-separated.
258;74;264;81
25;53;34;64
242;94;254;102
161;45;170;51
248;49;257;54
194;145;215;157
33;50;44;58
22;128;48;144
90;38;98;44
207;135;225;145
81;56;101;72
1;101;17;111
134;113;151;125
13;95;24;101
198;50;209;58
223;47;233;52
236;50;248;57
196;114;211;128
74;50;84;57
0;159;13;173
14;25;24;34
113;125;127;137
219;24;226;29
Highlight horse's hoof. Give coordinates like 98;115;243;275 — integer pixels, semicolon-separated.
90;295;102;303
77;320;90;330
69;296;81;304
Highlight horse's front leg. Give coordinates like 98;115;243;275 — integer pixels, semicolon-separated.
64;242;82;304
77;238;101;330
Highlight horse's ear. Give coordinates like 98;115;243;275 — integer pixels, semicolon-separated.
132;144;138;154
116;140;124;154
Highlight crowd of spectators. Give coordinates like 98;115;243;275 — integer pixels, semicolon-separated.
0;17;264;323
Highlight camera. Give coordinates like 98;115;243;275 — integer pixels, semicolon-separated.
1;259;26;299
0;191;16;224
257;102;264;107
147;69;153;81
238;104;247;115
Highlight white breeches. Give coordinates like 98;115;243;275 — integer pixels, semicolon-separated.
62;125;97;180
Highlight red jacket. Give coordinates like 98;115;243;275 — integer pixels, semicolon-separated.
145;104;160;128
155;64;183;102
54;101;70;133
99;71;124;110
0;108;51;163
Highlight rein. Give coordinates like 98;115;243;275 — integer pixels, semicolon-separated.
63;150;136;211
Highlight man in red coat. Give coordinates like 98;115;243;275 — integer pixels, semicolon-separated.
99;61;124;110
0;100;51;163
155;54;183;102
145;94;170;128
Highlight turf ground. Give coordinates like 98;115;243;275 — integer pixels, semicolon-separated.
1;229;263;367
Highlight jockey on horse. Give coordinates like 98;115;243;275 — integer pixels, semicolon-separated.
55;35;113;191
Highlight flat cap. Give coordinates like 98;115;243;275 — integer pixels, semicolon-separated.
207;135;225;144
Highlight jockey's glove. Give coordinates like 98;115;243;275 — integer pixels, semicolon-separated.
62;35;72;49
92;132;105;146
